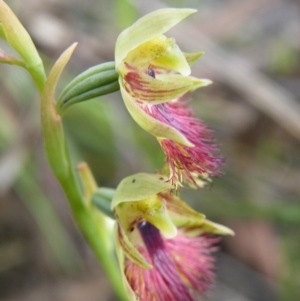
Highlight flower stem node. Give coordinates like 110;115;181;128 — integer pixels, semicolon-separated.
56;62;120;114
113;172;234;301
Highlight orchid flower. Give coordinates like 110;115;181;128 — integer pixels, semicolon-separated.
111;173;234;301
115;8;223;186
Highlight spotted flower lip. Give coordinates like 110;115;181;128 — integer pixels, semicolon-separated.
112;173;234;301
115;8;223;186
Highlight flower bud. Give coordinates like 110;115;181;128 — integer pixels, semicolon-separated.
0;0;46;91
57;62;119;113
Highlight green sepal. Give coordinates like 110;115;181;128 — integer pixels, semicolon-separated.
184;51;205;66
92;187;116;220
111;173;174;209
114;225;148;301
191;219;235;236
115;8;196;67
160;192;234;236
120;67;209;104
57;62;119;113
116;223;152;269
160;192;206;227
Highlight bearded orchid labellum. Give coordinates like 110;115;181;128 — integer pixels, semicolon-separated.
115;8;224;186
111;173;234;301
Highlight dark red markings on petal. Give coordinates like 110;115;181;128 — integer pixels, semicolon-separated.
125;71;150;91
124;71;188;102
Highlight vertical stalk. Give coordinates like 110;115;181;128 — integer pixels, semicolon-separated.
41;44;127;300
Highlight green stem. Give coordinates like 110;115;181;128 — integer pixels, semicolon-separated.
40;44;127;300
60;161;126;300
2;4;125;298
28;63;47;94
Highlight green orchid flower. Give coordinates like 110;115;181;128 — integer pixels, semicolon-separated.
111;173;234;301
115;8;223;186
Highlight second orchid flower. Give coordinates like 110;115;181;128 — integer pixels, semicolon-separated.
111;173;234;301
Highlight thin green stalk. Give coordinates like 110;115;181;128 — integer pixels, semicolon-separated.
41;44;127;301
28;63;46;94
60;159;126;300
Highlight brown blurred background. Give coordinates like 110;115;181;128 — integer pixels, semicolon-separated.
0;0;300;300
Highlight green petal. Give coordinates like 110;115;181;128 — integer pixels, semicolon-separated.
120;82;194;146
123;35;174;70
161;193;234;236
112;173;173;209
149;73;211;99
115;8;196;67
124;34;190;76
121;69;207;103
184;51;205;66
161;193;206;227
152;40;190;76
196;219;235;236
116;223;152;269
146;208;177;239
114;192;177;240
114;225;146;301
